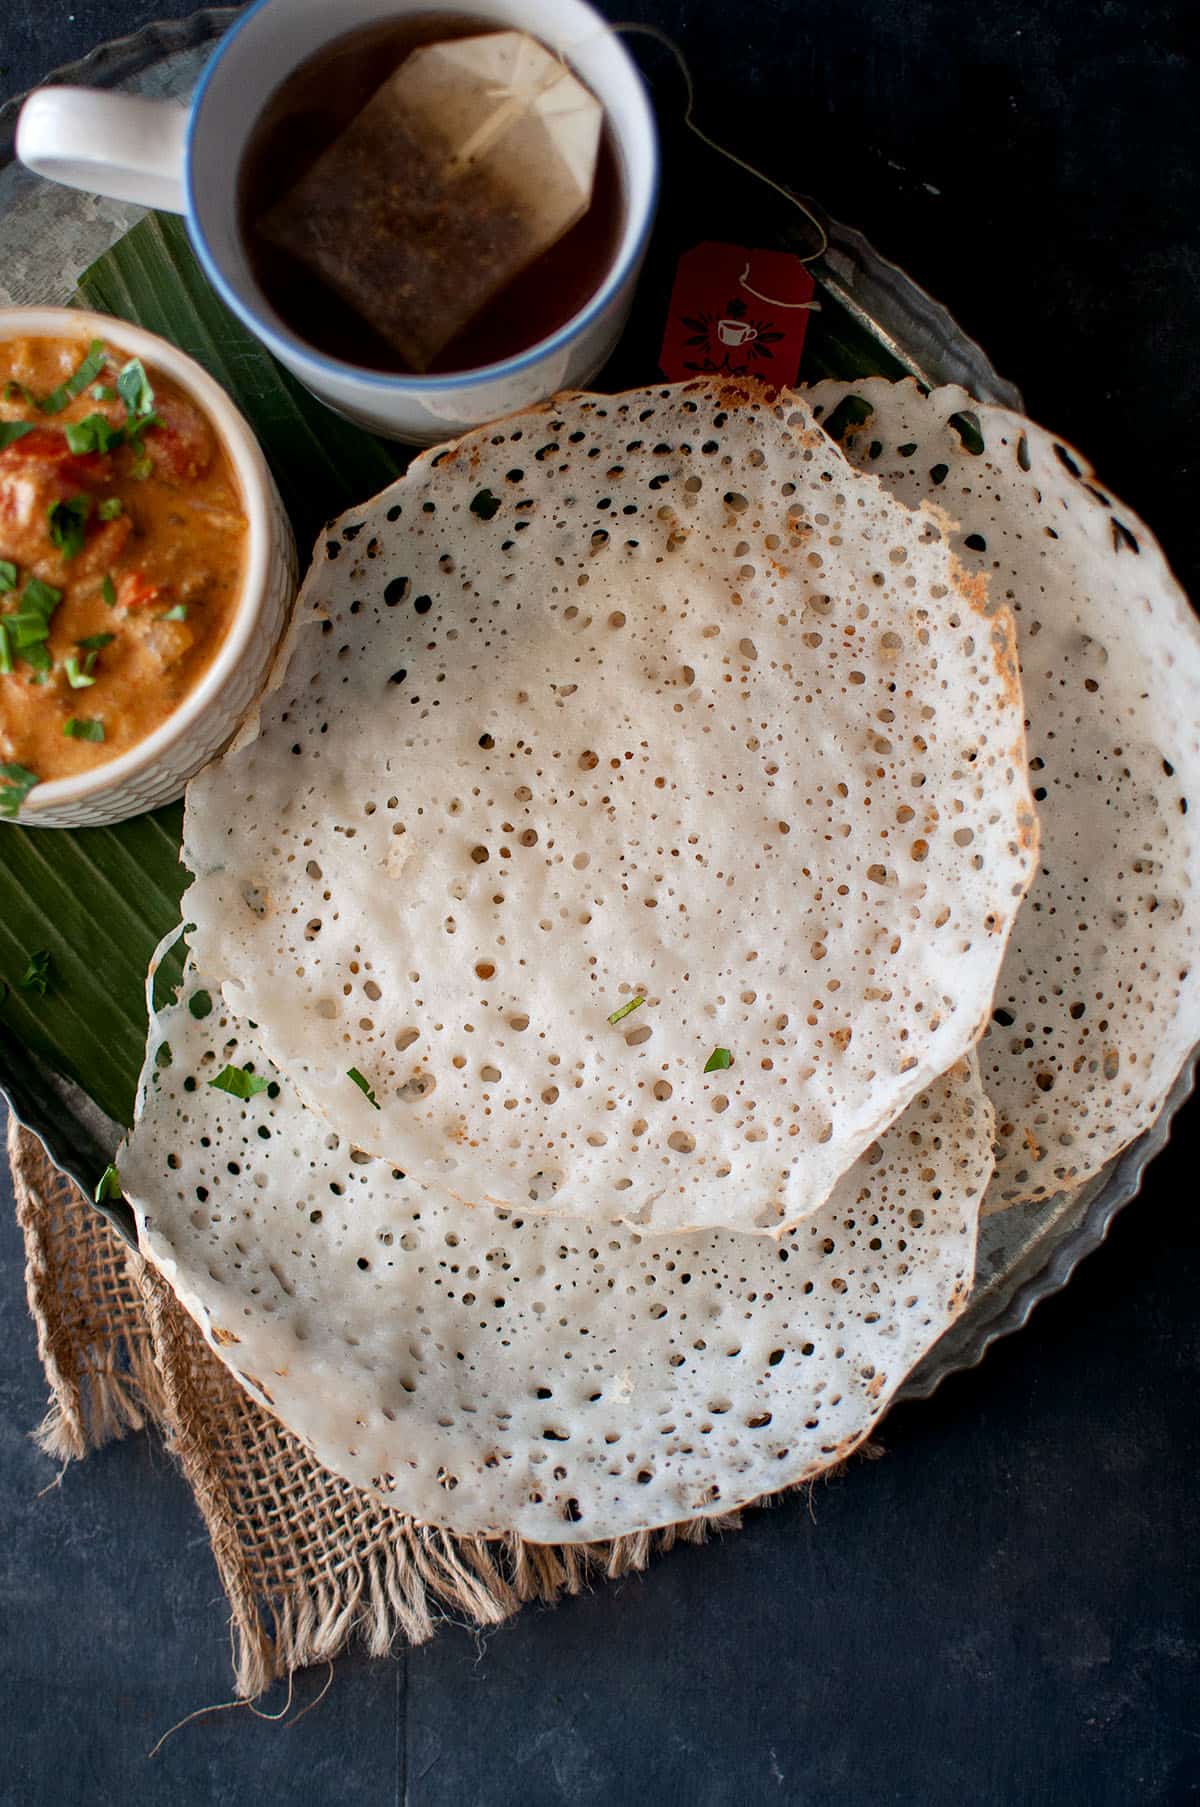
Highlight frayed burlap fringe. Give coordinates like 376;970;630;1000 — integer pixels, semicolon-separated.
12;1117;166;1463
10;1120;747;1697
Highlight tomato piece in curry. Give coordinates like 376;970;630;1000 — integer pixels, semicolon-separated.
0;334;248;803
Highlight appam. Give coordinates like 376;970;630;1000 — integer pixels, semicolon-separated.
182;380;1036;1235
807;378;1200;1203
120;973;992;1542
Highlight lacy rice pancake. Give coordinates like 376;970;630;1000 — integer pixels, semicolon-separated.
182;379;1036;1237
120;974;992;1542
806;378;1200;1204
0;332;248;802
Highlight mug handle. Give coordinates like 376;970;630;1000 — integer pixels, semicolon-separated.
16;88;188;214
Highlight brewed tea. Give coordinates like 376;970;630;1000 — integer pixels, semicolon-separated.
238;13;625;376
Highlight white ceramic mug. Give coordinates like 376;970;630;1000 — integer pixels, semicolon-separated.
17;0;658;445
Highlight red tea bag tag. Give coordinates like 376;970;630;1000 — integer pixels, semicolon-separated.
659;241;815;385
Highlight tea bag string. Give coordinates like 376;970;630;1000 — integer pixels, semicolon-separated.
558;20;827;309
736;259;818;311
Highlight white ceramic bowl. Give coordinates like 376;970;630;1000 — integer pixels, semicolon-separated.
0;307;296;828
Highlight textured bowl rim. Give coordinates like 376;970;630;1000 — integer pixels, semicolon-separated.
0;304;277;812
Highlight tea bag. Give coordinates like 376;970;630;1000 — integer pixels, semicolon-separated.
258;31;603;371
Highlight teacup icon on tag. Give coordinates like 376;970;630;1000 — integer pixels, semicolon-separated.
717;317;758;347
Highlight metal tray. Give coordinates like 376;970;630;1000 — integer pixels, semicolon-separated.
0;7;1194;1400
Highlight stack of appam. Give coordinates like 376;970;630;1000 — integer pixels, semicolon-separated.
120;379;1199;1542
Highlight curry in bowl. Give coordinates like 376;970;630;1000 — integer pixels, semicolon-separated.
0;332;248;814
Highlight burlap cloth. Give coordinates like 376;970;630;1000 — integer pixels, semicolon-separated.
11;1117;751;1697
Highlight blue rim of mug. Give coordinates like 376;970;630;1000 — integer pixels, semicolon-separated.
184;0;660;393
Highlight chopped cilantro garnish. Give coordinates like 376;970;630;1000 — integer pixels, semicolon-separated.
0;420;36;451
115;361;160;464
94;1163;122;1205
38;339;107;415
7;578;62;667
64;716;104;742
48;493;93;560
347;1066;381;1109
160;603;188;621
607;994;645;1025
19;949;50;994
116;357;155;421
187;988;213;1019
703;1047;733;1073
0;762;38;817
65;636;109;686
8;614;50;650
0;560;17;593
101;573;118;608
470;488;502;520
0;624;10;675
208;1063;270;1100
97;497;123;521
65;413;123;456
22;577;63;617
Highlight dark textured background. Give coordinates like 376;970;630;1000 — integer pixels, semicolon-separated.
1;2;1198;1801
